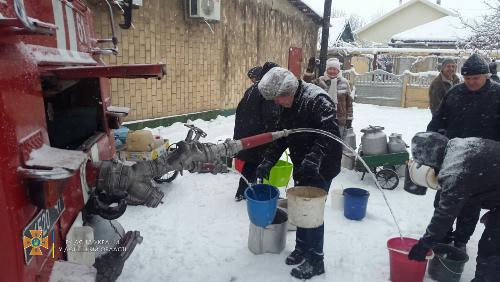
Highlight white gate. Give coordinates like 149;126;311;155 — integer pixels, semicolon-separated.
353;69;404;107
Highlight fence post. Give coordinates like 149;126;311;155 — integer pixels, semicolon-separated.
401;73;409;108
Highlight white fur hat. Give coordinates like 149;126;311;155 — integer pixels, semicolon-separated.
258;67;299;100
326;58;341;70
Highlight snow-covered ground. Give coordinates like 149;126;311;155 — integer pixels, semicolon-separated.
117;103;483;282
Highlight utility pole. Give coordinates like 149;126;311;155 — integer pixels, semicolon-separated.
319;0;332;75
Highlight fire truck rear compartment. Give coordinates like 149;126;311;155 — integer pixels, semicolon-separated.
42;78;104;150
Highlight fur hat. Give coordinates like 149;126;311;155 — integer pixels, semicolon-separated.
258;67;299;100
461;53;490;76
411;132;449;170
326;58;341;70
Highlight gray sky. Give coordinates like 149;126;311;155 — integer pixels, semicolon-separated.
303;0;490;21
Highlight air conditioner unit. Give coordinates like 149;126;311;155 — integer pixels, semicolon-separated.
188;0;221;22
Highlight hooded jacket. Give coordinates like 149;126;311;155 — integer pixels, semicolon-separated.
421;137;500;244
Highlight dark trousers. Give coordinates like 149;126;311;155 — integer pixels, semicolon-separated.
473;209;500;282
235;162;258;197
434;190;481;244
293;177;333;261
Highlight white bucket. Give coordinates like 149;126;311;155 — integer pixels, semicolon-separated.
330;186;344;210
286;186;328;228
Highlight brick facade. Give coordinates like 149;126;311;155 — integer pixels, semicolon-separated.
87;0;319;121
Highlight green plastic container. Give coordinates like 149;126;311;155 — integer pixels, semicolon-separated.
264;152;293;187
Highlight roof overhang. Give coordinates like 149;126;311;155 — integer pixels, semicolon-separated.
288;0;323;25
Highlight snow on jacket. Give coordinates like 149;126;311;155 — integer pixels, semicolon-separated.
316;75;353;127
233;83;281;164
262;81;342;181
428;72;460;115
421;137;500;244
427;79;500;141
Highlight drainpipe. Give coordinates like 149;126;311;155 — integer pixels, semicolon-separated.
319;0;332;75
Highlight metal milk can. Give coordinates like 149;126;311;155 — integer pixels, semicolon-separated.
360;126;387;155
342;127;357;151
387;133;407;153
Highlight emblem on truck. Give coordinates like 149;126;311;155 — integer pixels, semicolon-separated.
23;230;48;256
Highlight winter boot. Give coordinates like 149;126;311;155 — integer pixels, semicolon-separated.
234;194;245;202
285;249;305;265
290;258;325;280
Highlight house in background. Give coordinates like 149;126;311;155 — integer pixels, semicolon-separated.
355;0;455;46
327;17;355;48
389;16;471;73
389;16;471;49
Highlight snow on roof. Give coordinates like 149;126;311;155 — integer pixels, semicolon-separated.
300;0;324;17
289;0;323;24
391;16;472;42
355;0;456;34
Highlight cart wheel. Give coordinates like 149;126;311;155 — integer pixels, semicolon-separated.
153;171;179;184
376;169;399;190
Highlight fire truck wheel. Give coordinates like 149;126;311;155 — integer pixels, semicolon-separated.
94;251;125;282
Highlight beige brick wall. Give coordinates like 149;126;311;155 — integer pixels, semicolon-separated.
87;0;319;121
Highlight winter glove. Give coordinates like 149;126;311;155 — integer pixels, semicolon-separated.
256;160;274;180
294;153;321;182
408;240;432;261
345;120;353;129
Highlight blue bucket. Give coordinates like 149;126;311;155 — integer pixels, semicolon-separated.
244;184;280;227
343;188;370;220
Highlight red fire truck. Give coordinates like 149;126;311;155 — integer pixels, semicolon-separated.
0;0;166;281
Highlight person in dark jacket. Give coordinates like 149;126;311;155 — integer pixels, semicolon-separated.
408;132;500;281
489;61;499;83
247;66;262;83
427;53;500;250
233;62;281;201
428;58;460;115
256;67;342;280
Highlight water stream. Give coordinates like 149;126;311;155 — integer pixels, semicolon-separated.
288;128;404;239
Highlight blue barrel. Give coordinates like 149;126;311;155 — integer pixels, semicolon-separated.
343;188;370;220
244;184;280;227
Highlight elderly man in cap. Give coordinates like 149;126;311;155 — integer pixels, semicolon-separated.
255;67;342;279
427;53;500;251
408;132;500;281
428;58;460;115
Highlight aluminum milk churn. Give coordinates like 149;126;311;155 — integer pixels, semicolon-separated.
388;133;407;153
360;126;387;155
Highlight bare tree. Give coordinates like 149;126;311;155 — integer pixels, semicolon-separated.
461;0;500;50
